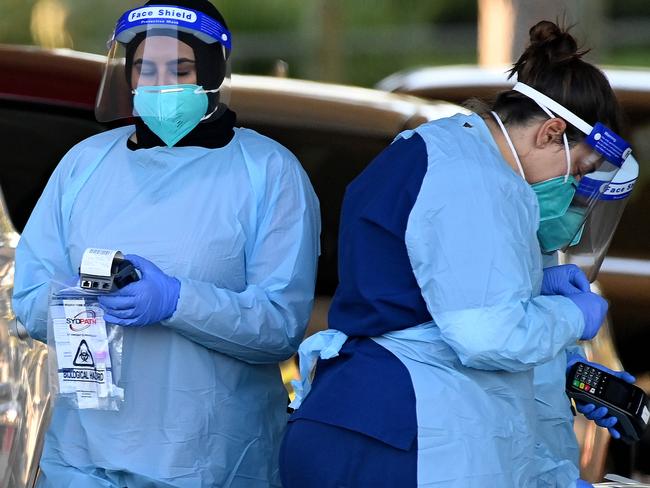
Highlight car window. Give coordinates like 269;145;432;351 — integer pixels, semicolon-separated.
0;102;105;233
245;123;391;295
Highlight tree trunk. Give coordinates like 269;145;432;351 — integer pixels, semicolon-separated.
478;0;607;66
301;0;344;82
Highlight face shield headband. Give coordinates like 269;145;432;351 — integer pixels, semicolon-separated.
513;81;634;216
512;82;632;168
96;4;232;124
511;83;639;266
112;5;232;51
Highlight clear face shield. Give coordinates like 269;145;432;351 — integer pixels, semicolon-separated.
512;83;638;279
563;154;639;281
95;5;232;144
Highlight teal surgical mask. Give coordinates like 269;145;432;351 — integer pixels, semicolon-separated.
132;84;213;147
531;176;585;252
491;111;585;252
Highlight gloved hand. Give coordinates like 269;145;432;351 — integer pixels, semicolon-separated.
567;292;608;340
98;254;180;327
541;264;591;296
539;264;606;339
576;479;593;488
567;354;636;440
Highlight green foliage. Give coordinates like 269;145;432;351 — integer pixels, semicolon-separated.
215;0;304;32
344;49;477;87
341;0;475;26
343;0;447;26
604;47;650;67
435;0;476;23
63;0;136;53
0;0;37;45
609;0;650;18
0;0;648;88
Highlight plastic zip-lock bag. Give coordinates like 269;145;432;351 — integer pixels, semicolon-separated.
47;279;124;410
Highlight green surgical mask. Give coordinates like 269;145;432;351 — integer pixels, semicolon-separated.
490;110;586;253
531;176;585;252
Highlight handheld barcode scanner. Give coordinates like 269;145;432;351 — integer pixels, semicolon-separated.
567;361;650;443
79;248;140;292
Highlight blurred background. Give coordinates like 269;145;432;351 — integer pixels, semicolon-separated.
1;1;650;484
2;0;650;87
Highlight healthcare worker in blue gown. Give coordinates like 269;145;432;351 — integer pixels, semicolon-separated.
12;1;320;486
280;21;636;488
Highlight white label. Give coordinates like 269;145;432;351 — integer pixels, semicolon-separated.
80;248;120;277
52;300;116;408
128;7;197;23
643;405;649;424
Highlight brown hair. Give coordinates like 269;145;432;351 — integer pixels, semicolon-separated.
492;20;623;145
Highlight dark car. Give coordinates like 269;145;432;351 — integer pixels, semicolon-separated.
0;47;629;485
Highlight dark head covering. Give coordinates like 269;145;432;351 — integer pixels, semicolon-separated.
124;0;236;149
124;0;230;103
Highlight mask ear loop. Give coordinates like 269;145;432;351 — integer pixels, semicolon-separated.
560;134;571;183
491;111;527;179
529;102;572;183
195;82;226;121
199;105;219;122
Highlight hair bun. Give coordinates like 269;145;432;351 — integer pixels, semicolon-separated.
527;20;581;62
529;20;563;45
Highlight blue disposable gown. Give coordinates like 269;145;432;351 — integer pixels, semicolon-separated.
284;113;585;487
392;116;586;485
533;253;582;487
13;125;320;487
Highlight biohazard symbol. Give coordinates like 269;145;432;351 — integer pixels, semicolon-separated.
73;339;95;367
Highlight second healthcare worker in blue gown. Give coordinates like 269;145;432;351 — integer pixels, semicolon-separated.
12;1;320;486
280;21;636;488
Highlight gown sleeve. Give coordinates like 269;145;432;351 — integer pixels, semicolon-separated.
405;130;584;372
163;149;321;364
12;150;79;342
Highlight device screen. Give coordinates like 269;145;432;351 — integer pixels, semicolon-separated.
605;379;634;409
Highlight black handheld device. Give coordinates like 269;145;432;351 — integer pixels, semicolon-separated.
111;259;140;290
566;361;650;443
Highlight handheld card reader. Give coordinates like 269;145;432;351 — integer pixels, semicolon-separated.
567;361;650;443
79;248;139;293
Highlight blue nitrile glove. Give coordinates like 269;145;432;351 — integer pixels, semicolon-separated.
540;264;606;339
576;479;593;488
541;264;591;296
567;353;636;440
567;292;608;340
98;254;180;327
